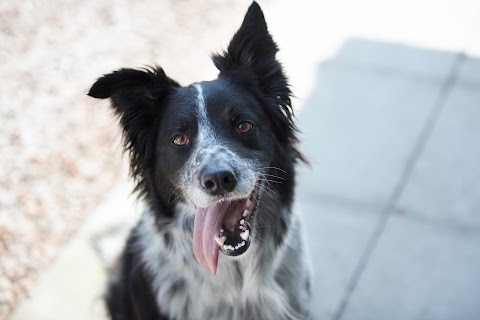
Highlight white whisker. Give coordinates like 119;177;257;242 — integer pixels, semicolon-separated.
258;173;285;180
256;166;287;173
258;178;282;184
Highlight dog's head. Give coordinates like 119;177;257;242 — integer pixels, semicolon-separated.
88;2;302;274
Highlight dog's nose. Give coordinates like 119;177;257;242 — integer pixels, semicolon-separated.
200;168;237;195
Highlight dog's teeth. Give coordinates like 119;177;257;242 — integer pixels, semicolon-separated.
240;230;249;241
242;210;249;217
214;236;226;246
240;219;245;225
246;198;251;208
242;241;246;246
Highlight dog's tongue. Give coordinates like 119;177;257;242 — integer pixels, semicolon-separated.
193;201;230;275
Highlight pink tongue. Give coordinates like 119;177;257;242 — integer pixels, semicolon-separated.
193;201;231;275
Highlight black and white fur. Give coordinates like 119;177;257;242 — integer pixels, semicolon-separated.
88;2;311;319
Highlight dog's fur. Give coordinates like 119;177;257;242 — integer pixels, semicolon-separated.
88;2;310;319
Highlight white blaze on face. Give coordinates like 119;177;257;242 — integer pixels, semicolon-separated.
193;83;216;148
180;83;258;208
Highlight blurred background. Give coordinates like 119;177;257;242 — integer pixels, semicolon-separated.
1;0;479;319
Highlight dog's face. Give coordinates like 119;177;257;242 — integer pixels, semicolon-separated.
157;80;275;273
88;2;299;275
157;80;274;206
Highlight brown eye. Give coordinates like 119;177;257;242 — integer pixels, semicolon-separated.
173;134;189;146
237;121;253;133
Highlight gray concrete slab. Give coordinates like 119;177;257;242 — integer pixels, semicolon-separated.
296;39;455;209
457;55;480;84
397;57;480;229
296;39;480;320
331;54;480;320
339;215;480;320
296;199;379;320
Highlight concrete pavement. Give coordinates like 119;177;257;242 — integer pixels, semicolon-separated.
296;39;480;320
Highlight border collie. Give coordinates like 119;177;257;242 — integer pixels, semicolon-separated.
88;2;310;319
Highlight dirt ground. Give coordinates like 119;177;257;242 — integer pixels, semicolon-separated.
0;0;255;317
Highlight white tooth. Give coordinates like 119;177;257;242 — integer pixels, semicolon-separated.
242;210;249;217
240;219;245;225
220;228;224;233
214;236;226;246
240;230;249;241
246;198;252;208
241;241;246;246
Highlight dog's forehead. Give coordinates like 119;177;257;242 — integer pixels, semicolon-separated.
192;79;230;98
190;80;252;119
165;80;255;134
167;81;232;117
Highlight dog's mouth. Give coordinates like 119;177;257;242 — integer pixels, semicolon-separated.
192;182;259;275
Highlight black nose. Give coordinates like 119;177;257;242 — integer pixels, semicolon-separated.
200;168;237;195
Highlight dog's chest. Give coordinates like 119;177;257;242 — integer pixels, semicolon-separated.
137;209;292;320
151;256;289;320
154;264;247;320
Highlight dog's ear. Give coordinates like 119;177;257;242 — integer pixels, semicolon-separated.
213;2;304;161
212;2;278;76
88;67;179;192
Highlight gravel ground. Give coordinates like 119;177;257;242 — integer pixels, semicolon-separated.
0;0;256;317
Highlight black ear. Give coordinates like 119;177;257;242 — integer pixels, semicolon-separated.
213;1;291;116
88;67;179;194
213;2;303;161
212;1;278;75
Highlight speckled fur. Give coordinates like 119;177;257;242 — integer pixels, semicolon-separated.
134;195;310;320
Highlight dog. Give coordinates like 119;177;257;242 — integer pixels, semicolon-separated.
88;2;311;319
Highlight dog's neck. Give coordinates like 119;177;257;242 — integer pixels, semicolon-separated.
135;199;307;320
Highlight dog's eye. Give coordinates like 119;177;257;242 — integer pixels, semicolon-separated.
172;134;189;146
237;121;253;133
